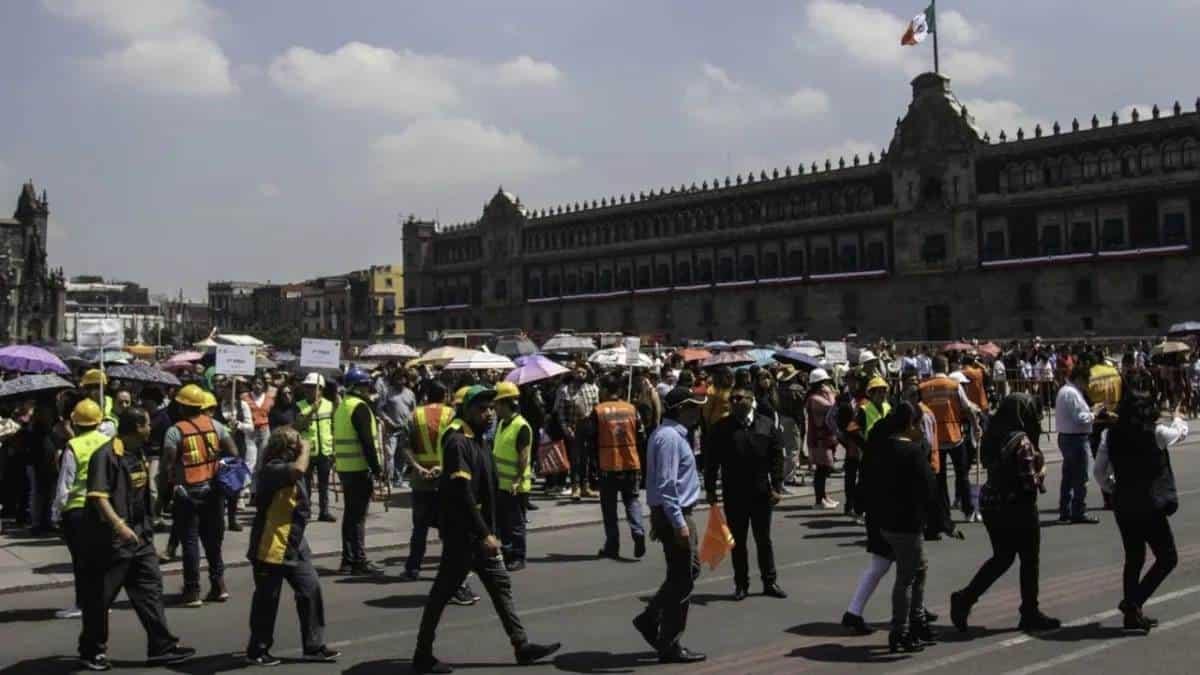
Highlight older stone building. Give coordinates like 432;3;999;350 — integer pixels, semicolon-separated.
402;73;1200;345
0;182;65;342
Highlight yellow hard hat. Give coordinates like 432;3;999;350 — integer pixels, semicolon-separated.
867;376;889;391
202;391;218;411
80;369;108;387
175;383;208;408
453;386;471;405
71;399;103;427
494;381;520;402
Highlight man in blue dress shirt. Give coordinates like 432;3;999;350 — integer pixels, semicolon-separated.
633;386;708;664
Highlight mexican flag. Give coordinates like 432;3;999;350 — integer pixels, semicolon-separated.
901;3;935;46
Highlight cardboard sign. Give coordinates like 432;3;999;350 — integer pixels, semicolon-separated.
301;338;342;370
622;336;641;367
824;341;848;364
215;345;256;376
76;318;125;350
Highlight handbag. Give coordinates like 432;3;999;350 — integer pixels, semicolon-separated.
536;431;571;476
1151;447;1179;516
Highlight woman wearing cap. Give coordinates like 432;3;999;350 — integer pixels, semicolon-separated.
804;369;839;510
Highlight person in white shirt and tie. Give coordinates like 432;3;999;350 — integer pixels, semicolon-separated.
1054;365;1104;524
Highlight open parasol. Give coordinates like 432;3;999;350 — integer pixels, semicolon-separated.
412;346;475;367
360;342;420;360
729;339;756;350
676;348;712;363
493;336;539;358
443;351;517;371
588;347;654;369
700;351;756;369
943;342;974;354
977;342;1002;358
0;373;74;400
1167;321;1200;337
541;334;597;354
1152;341;1192;356
773;349;823;371
505;355;569;385
106;363;182;387
0;345;69;374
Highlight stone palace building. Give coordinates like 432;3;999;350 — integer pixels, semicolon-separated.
401;73;1200;344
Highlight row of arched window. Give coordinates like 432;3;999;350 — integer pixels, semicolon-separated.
1000;138;1199;192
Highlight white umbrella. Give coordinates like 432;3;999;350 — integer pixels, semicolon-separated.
360;342;420;360
411;346;475;367
444;351;517;371
588;347;654;369
541;334;597;354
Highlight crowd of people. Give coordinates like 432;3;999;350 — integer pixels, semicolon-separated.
0;335;1191;671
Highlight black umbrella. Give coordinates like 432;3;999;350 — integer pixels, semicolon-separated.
106;363;182;387
773;349;823;371
0;374;74;400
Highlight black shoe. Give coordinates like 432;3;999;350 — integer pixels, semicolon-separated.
80;654;112;671
205;580;229;603
597;547;620;560
633;535;646;559
1018;611;1062;632
148;645;196;665
525;502;540;511
888;630;924;654
412;653;454;674
318;512;337;523
924;608;938;623
842;612;873;635
1058;514;1071;523
352;561;385;576
912;620;939;644
632;613;659;649
763;582;788;599
506;560;526;572
402;568;421;581
1120;601;1154;633
227;519;243;532
303;646;341;662
515;641;561;665
659;647;706;664
950;591;972;633
1070;515;1100;525
450;584;478;606
179;589;202;608
245;652;282;667
733;586;749;601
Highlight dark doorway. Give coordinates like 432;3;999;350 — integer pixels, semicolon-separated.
925;305;951;341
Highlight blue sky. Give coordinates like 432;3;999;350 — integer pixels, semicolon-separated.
2;0;1198;297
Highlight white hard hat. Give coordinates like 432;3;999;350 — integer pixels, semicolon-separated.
808;368;831;385
302;373;326;387
858;349;878;365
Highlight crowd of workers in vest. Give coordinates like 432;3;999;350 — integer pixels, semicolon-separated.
0;335;1191;671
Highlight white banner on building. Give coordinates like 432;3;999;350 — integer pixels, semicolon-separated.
76;317;125;350
215;345;256;376
824;341;848;364
301;338;342;370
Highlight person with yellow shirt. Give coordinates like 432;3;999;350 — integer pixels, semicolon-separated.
244;427;340;666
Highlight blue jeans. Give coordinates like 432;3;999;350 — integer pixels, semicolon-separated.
600;471;644;553
1058;434;1091;520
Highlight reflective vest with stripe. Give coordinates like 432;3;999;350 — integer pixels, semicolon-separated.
332;396;376;473
174;416;220;486
595;400;640;472
494;414;532;492
414;403;455;469
103;396;117;426
919;376;964;446
861;400;892;441
297;398;333;457
64;430;110;512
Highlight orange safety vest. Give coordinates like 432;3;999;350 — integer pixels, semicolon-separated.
594;400;640;472
961;366;989;413
413;403;455;469
919;376;964;446
174;416;220;486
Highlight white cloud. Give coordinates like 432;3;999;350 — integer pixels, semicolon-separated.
90;36;236;97
938;10;975;46
369;118;578;190
41;0;217;39
960;98;1045;137
257;183;281;198
269;42;562;118
683;63;829;129
942;50;1013;86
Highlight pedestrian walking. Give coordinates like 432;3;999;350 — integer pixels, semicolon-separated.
401;382;454;579
331;367;385;575
919;356;975;538
1055;364;1101;524
704;385;787;601
590;375;646;560
803;369;839;510
412;386;560;674
632;386;708;664
245;428;340;666
52;399;111;621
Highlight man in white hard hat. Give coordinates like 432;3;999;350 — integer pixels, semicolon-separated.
297;373;337;522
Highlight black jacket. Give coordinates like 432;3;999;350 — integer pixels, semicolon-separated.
1108;425;1169;517
437;423;497;544
705;412;784;499
867;436;937;533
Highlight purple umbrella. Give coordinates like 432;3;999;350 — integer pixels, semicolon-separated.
505;354;569;386
0;345;69;374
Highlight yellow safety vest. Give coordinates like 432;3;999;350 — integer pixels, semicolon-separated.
862;401;892;440
64;430;111;512
297;398;334;457
413;403;455;469
494;414;532;493
332;396;376;473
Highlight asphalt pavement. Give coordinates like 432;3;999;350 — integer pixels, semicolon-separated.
4;438;1200;674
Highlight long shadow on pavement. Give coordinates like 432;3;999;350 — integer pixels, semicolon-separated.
788;642;907;665
364;593;429;609
0;655;80;675
344;658;529;673
528;553;639;564
552;650;659;673
0;607;57;624
1028;622;1132;642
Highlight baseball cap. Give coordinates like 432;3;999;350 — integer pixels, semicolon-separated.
664;386;708;410
462;385;497;409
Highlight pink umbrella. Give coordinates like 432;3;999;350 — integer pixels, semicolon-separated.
161;351;204;372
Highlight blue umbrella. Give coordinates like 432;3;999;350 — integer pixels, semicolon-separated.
747;349;776;367
773;350;823;371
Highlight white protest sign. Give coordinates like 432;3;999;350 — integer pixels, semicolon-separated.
301;338;342;370
621;336;641;367
215;345;256;376
76;317;125;350
824;341;848;364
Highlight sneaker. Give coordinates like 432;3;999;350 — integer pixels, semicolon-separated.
148;645;196;665
514;641;562;665
558;486;573;497
659;646;706;664
79;654;111;671
205;580;230;602
55;606;82;619
450;585;478;606
180;589;203;608
570;486;581;501
525;501;540;511
245;652;282;667
817;498;840;510
1070;515;1100;525
302;646;341;662
763;582;788;599
582;486;598;499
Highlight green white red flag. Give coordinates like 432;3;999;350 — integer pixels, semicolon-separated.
901;3;935;46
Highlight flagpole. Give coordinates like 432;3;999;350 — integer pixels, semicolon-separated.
932;0;940;74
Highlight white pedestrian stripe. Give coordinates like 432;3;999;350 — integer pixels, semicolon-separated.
1000;609;1200;675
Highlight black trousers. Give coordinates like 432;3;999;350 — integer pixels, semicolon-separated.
406;489;438;574
638;508;700;654
842;459;859;511
415;538;527;655
79;544;176;659
1115;509;1178;608
173;488;225;591
305;455;334;516
724;493;776;589
813;465;832;502
61;508;88;610
496;491;527;563
940;443;972;517
339;471;372;565
960;502;1041;615
248;557;326;657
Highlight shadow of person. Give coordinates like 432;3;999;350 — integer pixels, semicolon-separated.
0;655;80;675
552;650;660;674
364;594;430;610
527;553;638;564
786;621;864;638
0;607;59;624
788;642;907;665
31;562;73;575
342;657;528;674
1028;622;1130;642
